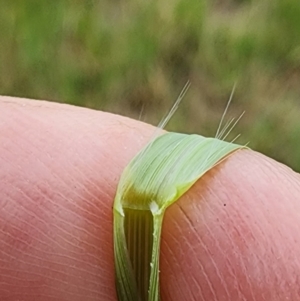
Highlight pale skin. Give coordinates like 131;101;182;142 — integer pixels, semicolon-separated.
0;96;300;301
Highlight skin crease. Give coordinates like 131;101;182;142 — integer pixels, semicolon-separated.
0;96;300;301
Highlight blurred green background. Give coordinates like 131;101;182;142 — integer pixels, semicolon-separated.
1;0;300;170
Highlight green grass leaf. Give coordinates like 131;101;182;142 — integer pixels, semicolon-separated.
113;132;246;301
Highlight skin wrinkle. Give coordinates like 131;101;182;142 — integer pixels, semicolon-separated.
34;138;103;218
179;202;238;301
203;189;256;301
218;168;290;298
188;274;206;301
192;195;242;300
1;115;112;255
0;267;99;295
200;224;238;301
178;189;239;300
6;285;109;301
238;160;297;289
1;248;102;287
2;187;64;251
177;204;220;301
1;205;98;266
162;212;210;300
165;199;242;301
0;212;106;294
202;181;256;300
2;181;97;256
0;275;99;300
214;160;287;294
160;222;189;300
161;209;208;301
1;229;103;281
0;244;103;286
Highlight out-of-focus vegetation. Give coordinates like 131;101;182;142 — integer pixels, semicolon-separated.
1;0;300;170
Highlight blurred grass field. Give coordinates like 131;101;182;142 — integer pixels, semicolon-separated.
1;0;300;171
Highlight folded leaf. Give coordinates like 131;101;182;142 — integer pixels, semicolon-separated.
113;132;245;301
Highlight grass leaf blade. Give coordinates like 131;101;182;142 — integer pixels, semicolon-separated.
114;132;247;301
